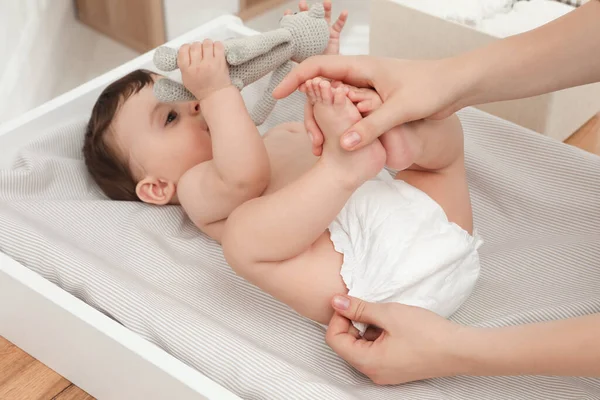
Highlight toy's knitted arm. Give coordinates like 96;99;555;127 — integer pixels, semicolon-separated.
225;29;292;66
250;60;294;125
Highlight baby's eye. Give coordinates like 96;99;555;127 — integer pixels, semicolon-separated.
165;110;178;126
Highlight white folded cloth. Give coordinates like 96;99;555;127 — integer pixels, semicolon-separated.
395;0;575;35
397;0;515;27
479;0;575;37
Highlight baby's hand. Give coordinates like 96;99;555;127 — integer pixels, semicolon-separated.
178;40;231;101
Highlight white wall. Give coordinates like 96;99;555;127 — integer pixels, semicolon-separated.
163;0;239;40
0;0;139;125
0;0;73;122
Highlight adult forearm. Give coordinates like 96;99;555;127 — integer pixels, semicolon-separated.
457;313;600;377
456;0;600;107
201;86;270;190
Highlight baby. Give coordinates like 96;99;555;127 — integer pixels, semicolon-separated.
83;9;481;332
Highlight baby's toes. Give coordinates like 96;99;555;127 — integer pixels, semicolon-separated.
319;81;333;104
313;78;323;103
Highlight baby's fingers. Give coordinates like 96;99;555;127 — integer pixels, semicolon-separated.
299;0;309;12
202;39;214;59
324;0;332;23
178;44;192;68
214;41;225;60
332;11;348;35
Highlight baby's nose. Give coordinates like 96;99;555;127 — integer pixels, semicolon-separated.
189;101;200;115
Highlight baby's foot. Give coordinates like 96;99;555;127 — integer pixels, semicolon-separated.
305;78;386;188
341;82;419;171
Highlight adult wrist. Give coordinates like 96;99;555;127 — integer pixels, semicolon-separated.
446;325;493;377
443;51;487;111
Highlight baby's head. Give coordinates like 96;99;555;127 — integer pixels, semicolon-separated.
83;69;212;205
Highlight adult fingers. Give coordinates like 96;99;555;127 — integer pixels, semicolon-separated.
363;326;384;341
325;312;376;368
304;102;324;148
341;99;409;151
273;55;375;99
331;295;387;328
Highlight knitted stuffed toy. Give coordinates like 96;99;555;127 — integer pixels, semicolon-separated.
152;3;330;125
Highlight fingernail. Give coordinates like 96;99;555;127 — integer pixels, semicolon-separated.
342;132;360;148
333;295;350;310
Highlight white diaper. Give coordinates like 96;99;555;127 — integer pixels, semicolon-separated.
328;170;483;334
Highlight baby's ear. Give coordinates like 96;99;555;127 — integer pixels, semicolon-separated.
136;177;176;205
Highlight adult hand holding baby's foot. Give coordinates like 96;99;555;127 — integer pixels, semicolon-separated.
303;78;385;188
304;81;421;171
277;56;468;153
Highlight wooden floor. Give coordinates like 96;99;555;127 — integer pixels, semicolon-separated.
0;336;93;400
1;113;599;400
564;113;600;155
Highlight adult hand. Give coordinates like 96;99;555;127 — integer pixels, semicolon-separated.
325;295;470;385
274;55;476;154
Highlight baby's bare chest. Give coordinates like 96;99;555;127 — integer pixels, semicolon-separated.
262;124;318;195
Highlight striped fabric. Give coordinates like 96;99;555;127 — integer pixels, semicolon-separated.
0;78;599;399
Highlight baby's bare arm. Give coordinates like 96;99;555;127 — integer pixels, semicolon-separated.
176;41;270;239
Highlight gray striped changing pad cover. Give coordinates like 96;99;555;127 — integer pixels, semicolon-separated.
0;80;599;399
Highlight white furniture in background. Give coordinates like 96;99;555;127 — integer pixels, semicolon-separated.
373;0;600;141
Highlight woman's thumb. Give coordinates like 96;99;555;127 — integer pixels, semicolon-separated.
340;101;408;151
332;295;384;327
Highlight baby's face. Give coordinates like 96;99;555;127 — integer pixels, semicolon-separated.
111;85;212;204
